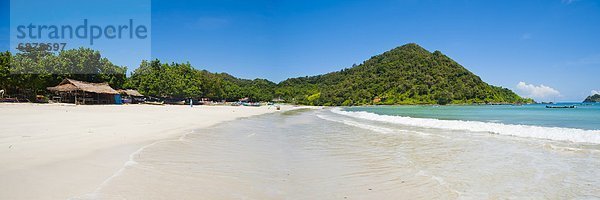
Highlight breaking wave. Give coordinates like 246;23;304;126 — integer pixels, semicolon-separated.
331;108;600;144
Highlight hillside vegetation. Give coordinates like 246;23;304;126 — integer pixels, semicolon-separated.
125;60;275;101
1;43;532;105
583;94;600;103
275;43;532;105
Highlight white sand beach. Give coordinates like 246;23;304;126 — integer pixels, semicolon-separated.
0;103;291;200
1;104;598;199
72;107;600;199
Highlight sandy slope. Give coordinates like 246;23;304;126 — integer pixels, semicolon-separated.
0;103;289;199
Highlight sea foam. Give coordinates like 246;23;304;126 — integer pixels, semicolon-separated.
316;114;395;134
331;108;600;144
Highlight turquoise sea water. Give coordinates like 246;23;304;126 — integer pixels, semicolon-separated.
345;103;600;130
89;109;600;199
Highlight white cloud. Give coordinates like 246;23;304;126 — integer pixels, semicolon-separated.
516;82;561;100
592;90;600;95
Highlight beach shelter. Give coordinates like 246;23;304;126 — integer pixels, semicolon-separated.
117;89;145;104
47;78;119;104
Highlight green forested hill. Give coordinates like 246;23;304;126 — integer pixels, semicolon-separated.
275;43;532;105
583;94;600;103
1;43;532;105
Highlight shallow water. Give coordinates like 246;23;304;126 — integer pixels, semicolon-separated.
84;109;600;199
342;105;600;144
345;104;600;130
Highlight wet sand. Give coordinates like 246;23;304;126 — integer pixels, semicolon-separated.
2;105;598;199
0;103;292;200
87;109;600;199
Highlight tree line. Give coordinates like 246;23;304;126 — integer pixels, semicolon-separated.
0;47;125;100
124;59;275;102
0;48;275;102
0;44;533;105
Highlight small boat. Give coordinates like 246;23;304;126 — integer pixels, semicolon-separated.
165;99;185;105
144;101;165;105
242;102;261;107
546;105;576;109
0;98;20;103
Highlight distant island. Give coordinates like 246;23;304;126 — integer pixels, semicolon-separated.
0;43;532;105
583;94;600;103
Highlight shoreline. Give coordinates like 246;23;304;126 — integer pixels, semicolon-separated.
84;128;198;198
81;106;600;199
0;103;304;199
333;107;600;144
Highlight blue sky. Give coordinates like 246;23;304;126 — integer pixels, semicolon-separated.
1;0;599;101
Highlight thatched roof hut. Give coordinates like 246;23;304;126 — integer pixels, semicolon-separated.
47;79;118;94
47;79;119;104
117;89;144;97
